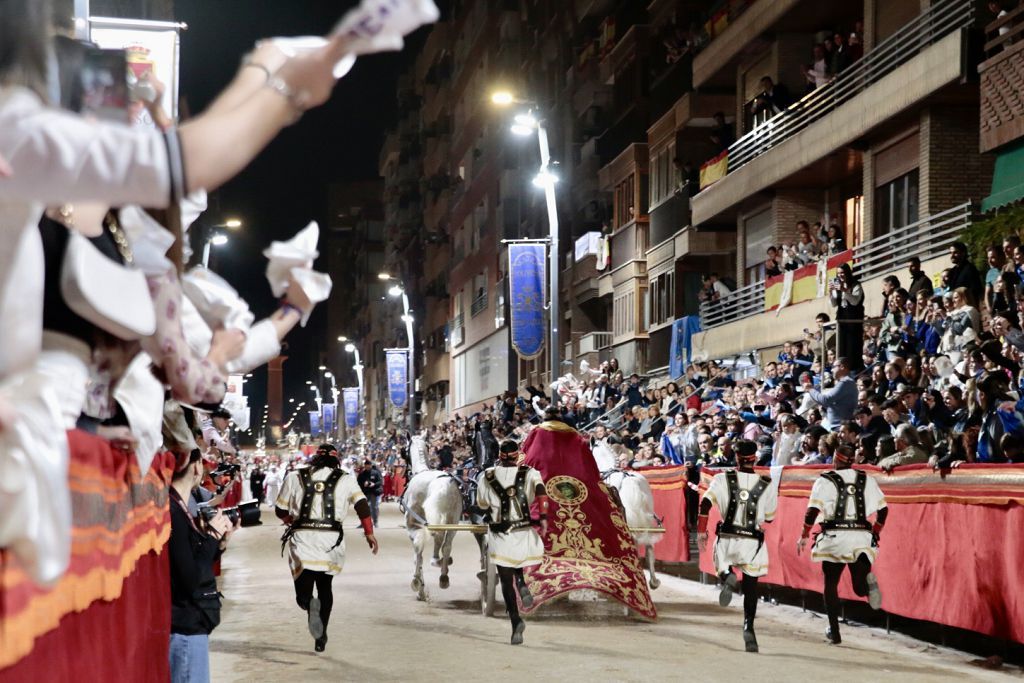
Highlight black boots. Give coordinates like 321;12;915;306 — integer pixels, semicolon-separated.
743;619;758;653
314;635;328;652
826;619;842;645
516;576;534;608
718;572;738;607
511;618;526;645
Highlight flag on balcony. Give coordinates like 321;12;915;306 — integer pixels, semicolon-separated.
508;242;546;359
765;250;852;312
309;411;322;437
322;403;336;436
385;348;409;408
699;150;728;189
669;316;702;380
343;387;359;428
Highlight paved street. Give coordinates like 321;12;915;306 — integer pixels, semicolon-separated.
209;502;1005;682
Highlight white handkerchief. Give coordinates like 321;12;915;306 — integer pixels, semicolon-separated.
271;37;358;78
181;267;255;333
332;0;439;51
289;268;333;327
263;221;320;297
118;205;175;276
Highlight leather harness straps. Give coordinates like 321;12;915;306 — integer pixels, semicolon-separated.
820;470;871;531
717;470;771;541
281;468;346;553
484;465;533;533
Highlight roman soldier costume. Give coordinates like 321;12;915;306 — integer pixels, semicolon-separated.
697;440;777;652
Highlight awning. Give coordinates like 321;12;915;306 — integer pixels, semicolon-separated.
982;139;1024;212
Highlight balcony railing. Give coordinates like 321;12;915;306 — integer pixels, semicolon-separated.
722;0;975;175
699;202;976;329
450;314;464;347
580;331;613;354
470;292;489;317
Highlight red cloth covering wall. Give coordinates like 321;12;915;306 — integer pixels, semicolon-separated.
637;465;690;562
0;432;175;677
697;464;1024;643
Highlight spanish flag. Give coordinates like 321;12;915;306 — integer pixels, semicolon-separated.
765;250;852;312
699;150;728;189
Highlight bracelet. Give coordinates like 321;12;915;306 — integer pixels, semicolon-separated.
241;58;273;82
696;514;709;534
264;76;308;123
280;300;303;318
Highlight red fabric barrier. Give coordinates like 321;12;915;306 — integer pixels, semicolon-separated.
637;466;690;562
1;547;170;682
697;465;1024;643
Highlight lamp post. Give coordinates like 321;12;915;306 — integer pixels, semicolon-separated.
200;218;242;269
379;273;417;433
491;91;561;406
323;369;339;440
344;341;366;456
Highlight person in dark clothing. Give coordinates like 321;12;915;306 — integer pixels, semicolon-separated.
249;465;266;506
624;373;645;407
474;419;499;470
829;264;865;372
436;440;455;469
169;450;236;683
947;242;984;304
357;459;385;526
906;257;934;301
710;111;734;152
751;76;792;118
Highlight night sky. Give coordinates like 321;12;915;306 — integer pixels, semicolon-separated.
172;0;420;430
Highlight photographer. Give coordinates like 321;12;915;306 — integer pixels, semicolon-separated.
169;450;237;683
828;263;865;371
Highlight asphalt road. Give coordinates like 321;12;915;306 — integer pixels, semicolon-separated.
209;502;1005;682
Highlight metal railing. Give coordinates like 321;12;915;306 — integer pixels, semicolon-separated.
580;331;613;354
470;292;489;317
724;0;975;174
699;201;975;329
450;314;464;347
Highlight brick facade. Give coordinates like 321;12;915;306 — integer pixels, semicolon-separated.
919;106;994;217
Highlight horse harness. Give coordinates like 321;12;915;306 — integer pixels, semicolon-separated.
716;470;771;543
819;470;871;532
281;468;346;554
484;465;534;534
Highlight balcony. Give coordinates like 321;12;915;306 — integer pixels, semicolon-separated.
470;292;489;317
564;331;614;372
980;5;1024;153
648;192;690;249
450;314;465;347
699;202;975;332
692;0;798;89
693;0;976;226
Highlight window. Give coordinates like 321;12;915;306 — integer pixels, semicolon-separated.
613;291;635;337
743;207;773;285
614;174;635;229
875;170;919;236
649;271;675;327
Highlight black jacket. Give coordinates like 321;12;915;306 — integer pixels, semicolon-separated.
169;489;222;635
358;467;384;495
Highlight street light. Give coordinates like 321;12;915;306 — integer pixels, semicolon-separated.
344;341;366;455
383;278;417;433
202;233;229;268
491;89;561;406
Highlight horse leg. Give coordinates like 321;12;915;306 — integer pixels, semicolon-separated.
439;530;453;589
411;526;426;600
430;531;442;567
646;543;661;589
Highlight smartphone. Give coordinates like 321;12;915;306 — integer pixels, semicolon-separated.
79;46;130;123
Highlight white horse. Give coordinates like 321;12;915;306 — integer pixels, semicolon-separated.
596;443;662;590
402;434;463;600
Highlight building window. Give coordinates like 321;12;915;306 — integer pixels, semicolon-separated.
649;271;675;327
743;207;773;285
875;169;919;236
614;174;635;229
614;291;635;337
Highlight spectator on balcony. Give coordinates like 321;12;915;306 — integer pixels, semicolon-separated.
830;32;853;75
825;224;846;254
625;373;645;408
1002;234;1021;270
849;20;865;61
990;271;1021;326
937;287;981;355
765;246;783;277
796;221;823;263
702;272;734;301
947;242;984;303
985;244;1007;309
829;264;865;371
989;1;1010;37
906;257;934;300
879;275;901;318
710;111;735;153
1012;244;1024;284
802;357;858;430
878;423;929;472
751;76;793;120
802;43;832;92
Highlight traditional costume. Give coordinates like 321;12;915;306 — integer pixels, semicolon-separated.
798;447;887;644
697;440;777;652
475;440;547;644
275;445;377;651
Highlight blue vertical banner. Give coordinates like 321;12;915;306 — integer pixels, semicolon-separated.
322;403;336;436
508;242;546;359
386;348;409;408
669;316;703;380
343;387;360;428
309;411;322;437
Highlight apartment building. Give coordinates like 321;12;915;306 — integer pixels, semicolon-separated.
688;0;991;362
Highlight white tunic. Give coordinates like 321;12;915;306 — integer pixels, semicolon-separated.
704;471;778;577
276;467;366;578
808;469;886;564
475;465;545;569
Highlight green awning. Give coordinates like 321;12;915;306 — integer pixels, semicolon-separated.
983;139;1024;213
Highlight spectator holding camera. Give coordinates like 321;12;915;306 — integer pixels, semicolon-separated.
169;450;237;683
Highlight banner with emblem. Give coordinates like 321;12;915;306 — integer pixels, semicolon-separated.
508;242;546;359
322;403;336;436
88;17;183;125
385;348;408;408
308;411;321;437
343;387;359;428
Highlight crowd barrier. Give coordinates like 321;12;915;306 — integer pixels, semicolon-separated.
0;435;174;679
642;463;1024;643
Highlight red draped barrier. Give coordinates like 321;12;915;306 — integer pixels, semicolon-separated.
696;464;1024;643
637;466;690;562
0;432;174;675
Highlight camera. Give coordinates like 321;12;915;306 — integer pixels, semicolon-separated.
197;500;262;528
212;462;241;479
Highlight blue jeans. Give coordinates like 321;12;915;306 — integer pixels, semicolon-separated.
366;494;380;525
170;633;210;683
